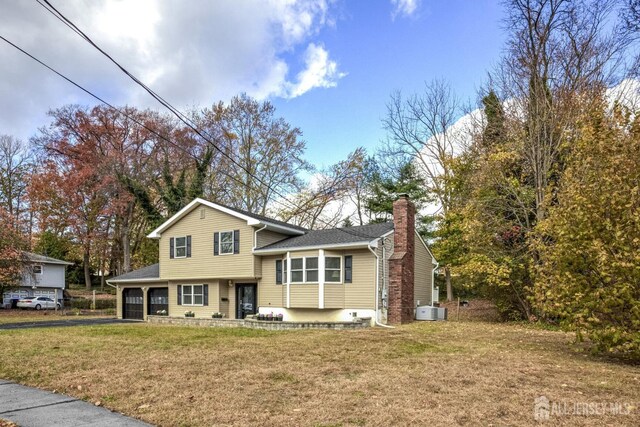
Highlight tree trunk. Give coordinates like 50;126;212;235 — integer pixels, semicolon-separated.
445;265;453;302
83;247;92;290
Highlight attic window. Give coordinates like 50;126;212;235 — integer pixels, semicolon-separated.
33;265;43;275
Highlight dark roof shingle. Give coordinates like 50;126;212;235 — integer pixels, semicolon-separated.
25;252;73;265
256;222;394;251
109;263;159;282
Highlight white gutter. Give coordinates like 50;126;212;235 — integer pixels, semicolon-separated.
368;240;394;329
254;240;376;255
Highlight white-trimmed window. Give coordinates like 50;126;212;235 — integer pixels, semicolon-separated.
289;257;319;283
325;257;342;283
175;236;187;258
219;231;234;255
305;257;318;282
182;285;204;306
291;258;304;283
32;265;43;274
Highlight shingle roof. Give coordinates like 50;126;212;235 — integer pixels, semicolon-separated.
109;263;160;282
216;203;307;232
25;252;73;265
256;222;394;251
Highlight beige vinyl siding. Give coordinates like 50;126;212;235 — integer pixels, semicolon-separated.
324;283;344;308
289;284;319;307
256;229;288;248
159;206;257;280
258;255;284;308
414;237;433;306
343;249;376;308
219;283;229;317
168;280;220;318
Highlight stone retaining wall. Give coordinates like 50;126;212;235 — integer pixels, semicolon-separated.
147;315;370;330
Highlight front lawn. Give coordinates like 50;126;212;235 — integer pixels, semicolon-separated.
0;321;638;426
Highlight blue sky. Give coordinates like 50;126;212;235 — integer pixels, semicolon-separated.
273;0;506;167
0;0;506;169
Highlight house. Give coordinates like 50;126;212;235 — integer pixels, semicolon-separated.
2;253;72;308
108;195;437;325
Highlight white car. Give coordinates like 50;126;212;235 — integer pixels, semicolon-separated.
16;296;61;310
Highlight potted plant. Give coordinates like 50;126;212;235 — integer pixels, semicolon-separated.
266;313;273;322
276;313;283;322
156;309;168;316
257;313;264;321
184;310;195;318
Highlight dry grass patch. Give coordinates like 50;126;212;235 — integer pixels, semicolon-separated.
0;322;638;426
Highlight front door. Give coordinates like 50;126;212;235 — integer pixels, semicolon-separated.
148;288;169;315
123;288;144;320
236;283;257;319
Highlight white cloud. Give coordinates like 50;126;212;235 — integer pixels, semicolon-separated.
286;43;347;98
0;0;344;141
391;0;420;19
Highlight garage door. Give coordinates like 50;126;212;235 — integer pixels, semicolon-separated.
147;288;168;315
123;288;144;320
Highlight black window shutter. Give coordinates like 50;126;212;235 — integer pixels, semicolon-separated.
177;285;182;305
186;235;192;258
233;230;240;254
170;238;175;259
345;255;353;283
203;285;208;306
276;260;282;284
213;232;219;256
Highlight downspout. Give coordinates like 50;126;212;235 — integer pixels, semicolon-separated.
253;224;268;250
432;259;439;305
368;240;394;329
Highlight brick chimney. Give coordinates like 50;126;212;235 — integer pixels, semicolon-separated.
388;194;415;324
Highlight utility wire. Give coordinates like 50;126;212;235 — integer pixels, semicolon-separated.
35;0;357;232
0;34;349;233
37;0;305;215
0;34;289;215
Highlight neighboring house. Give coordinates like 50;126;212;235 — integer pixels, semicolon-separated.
2;253;72;308
108;195;437;325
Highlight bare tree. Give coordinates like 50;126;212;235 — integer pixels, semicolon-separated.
280;148;366;230
498;0;635;222
382;79;461;216
0;135;32;232
381;79;465;301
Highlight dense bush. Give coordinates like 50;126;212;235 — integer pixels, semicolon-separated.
69;298;116;310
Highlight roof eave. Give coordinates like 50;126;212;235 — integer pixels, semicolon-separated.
106;277;164;284
147;198;305;238
253;240;378;255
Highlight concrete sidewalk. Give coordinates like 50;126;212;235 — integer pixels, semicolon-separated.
0;380;151;426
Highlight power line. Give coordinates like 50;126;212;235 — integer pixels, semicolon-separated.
0;34;289;214
35;0;351;231
0;33;347;232
37;0;305;215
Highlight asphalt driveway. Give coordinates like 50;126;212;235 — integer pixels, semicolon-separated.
0;318;139;330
